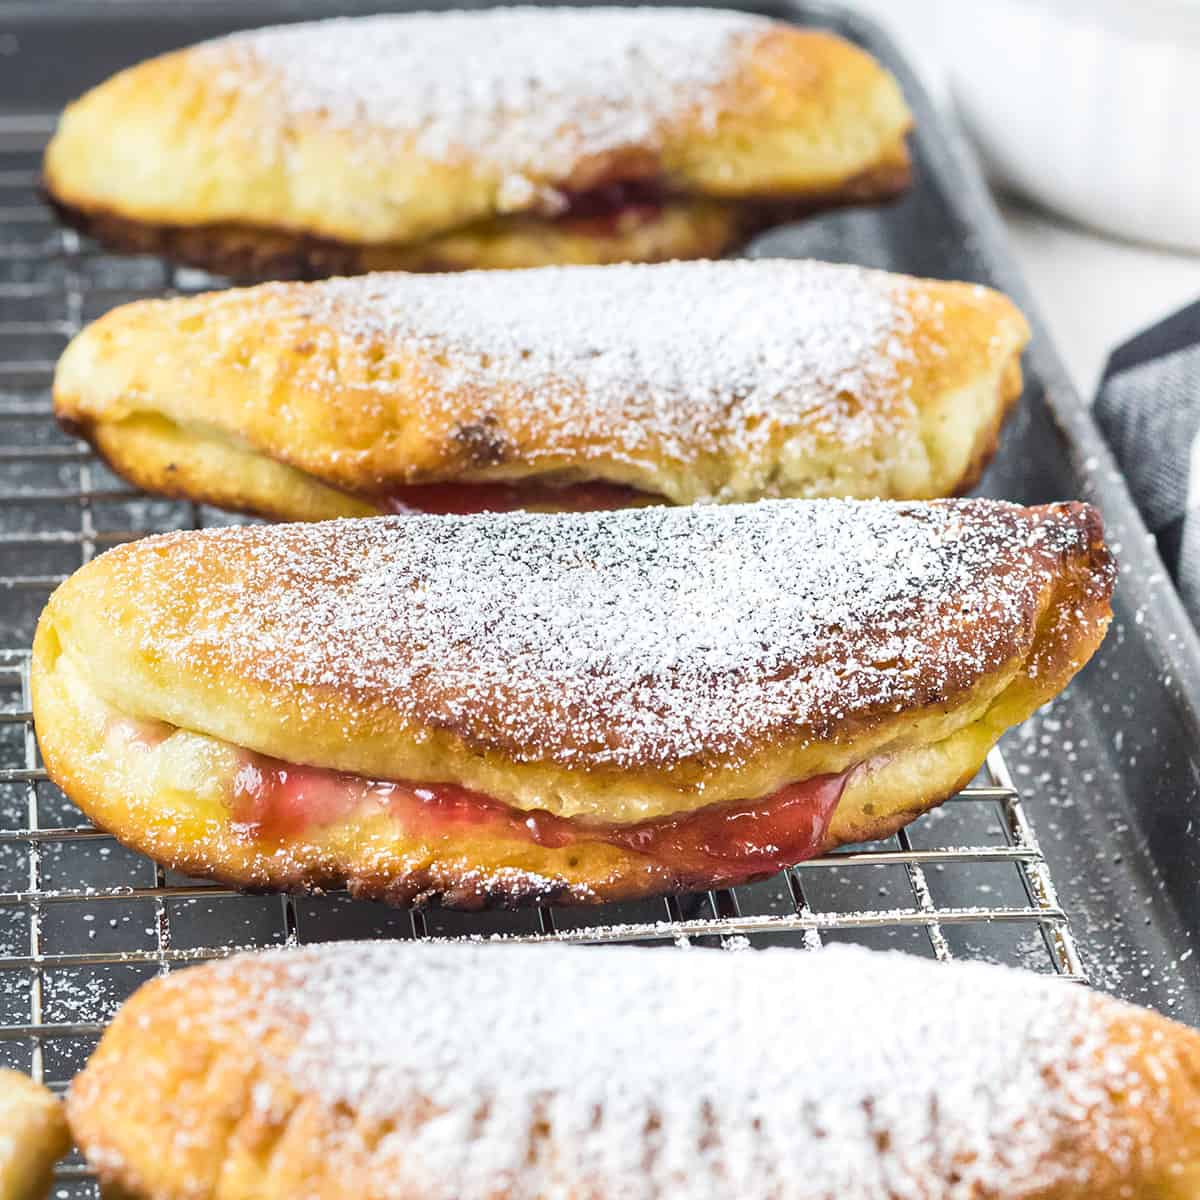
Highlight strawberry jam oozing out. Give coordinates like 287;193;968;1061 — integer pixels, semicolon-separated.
381;479;659;515
231;755;852;883
554;178;666;236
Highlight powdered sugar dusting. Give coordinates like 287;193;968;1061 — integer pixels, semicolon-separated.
272;260;916;476
130;942;1177;1198
106;499;1109;770
209;8;771;187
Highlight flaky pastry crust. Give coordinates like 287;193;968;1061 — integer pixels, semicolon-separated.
42;10;912;276
66;944;1200;1200
53;260;1030;520
32;501;1111;906
0;1071;70;1200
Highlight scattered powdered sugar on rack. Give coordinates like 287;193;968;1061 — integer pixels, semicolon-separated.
105;498;1110;770
92;942;1184;1199
207;7;771;185
290;260;916;469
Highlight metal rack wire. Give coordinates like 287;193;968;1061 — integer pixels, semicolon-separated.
0;117;1086;1195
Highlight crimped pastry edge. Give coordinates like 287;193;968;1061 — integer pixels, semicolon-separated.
42;192;747;281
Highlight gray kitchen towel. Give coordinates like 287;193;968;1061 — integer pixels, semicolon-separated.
1095;300;1200;625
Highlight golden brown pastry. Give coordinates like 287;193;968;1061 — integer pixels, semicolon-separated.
32;499;1112;907
68;941;1200;1200
42;8;912;279
53;260;1030;521
0;1071;70;1200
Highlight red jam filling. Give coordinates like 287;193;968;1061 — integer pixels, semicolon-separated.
230;754;851;885
554;179;666;235
381;479;658;515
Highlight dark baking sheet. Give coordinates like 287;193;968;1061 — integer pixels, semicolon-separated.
0;0;1195;1035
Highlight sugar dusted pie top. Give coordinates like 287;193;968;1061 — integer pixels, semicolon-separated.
91;942;1186;1200
207;7;772;183
247;259;922;468
101;498;1109;769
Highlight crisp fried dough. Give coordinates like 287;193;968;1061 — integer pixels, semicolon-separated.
42;11;912;276
32;500;1112;906
53;261;1029;520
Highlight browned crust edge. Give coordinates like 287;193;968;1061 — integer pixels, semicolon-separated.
41;162;912;281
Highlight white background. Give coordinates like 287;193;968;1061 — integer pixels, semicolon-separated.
844;0;1200;397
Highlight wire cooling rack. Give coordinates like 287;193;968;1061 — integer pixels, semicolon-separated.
0;117;1086;1195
